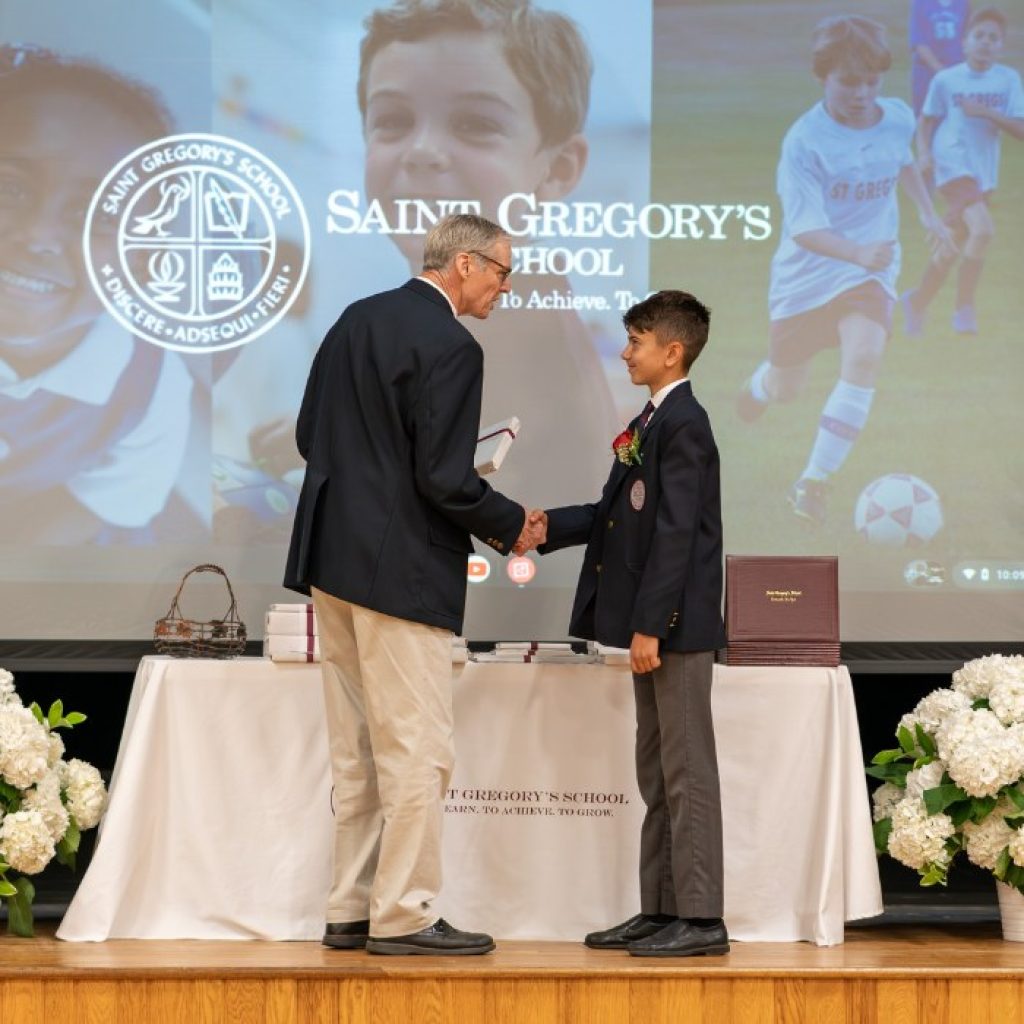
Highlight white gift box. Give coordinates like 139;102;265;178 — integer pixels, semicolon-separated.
265;610;318;636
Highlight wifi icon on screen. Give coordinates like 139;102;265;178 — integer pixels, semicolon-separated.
962;568;977;580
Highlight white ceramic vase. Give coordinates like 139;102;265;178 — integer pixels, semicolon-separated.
996;882;1024;941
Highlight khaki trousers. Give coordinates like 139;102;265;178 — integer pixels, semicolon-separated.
311;587;454;937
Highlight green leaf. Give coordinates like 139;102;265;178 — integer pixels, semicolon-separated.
915;724;937;757
923;784;968;815
972;698;991;710
873;817;893;855
1005;816;1024;831
47;700;64;729
996;847;1012;881
28;702;44;724
0;879;17;898
970;796;999;823
1005;863;1024;892
912;756;935;770
63;712;87;727
1005;787;1024;812
871;748;905;765
55;838;76;871
6;877;35;938
0;780;21;808
54;813;81;869
866;762;912;784
950;802;976;828
897;725;917;756
920;862;949;887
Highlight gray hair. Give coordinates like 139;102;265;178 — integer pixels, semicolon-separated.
421;214;509;272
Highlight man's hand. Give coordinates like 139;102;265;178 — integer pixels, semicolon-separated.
513;508;548;555
630;632;661;675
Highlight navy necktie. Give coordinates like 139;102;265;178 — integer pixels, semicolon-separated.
637;400;655;432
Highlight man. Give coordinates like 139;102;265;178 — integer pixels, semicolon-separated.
534;291;728;957
283;214;543;956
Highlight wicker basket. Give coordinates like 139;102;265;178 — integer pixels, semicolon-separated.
154;564;247;658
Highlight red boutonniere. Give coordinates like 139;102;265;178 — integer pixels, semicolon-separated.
612;427;642;466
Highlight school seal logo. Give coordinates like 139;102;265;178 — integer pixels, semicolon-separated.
83;133;310;353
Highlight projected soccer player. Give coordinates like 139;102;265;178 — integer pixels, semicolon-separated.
901;7;1024;337
909;0;971;117
356;0;621;507
0;46;202;543
734;16;951;528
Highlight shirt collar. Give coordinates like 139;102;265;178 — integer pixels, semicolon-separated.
649;377;688;410
417;275;458;316
0;316;135;404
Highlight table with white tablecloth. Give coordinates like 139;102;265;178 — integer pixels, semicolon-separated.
58;656;881;945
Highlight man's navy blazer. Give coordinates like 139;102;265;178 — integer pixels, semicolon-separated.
542;381;726;653
283;279;524;633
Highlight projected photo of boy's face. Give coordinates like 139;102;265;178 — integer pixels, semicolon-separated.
0;90;144;350
362;29;577;263
821;66;883;128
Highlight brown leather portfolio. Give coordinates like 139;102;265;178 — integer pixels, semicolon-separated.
724;555;839;666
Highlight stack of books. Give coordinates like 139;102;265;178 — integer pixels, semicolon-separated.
724;555;840;667
263;604;469;664
594;643;631;666
264;603;319;662
471;642;594;664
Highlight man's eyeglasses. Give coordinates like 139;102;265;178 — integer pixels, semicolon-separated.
469;251;512;284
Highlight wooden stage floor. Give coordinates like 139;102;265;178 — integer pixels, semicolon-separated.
2;922;1024;1022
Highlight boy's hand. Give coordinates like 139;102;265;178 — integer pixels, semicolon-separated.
853;240;896;271
513;509;547;554
630;632;661;675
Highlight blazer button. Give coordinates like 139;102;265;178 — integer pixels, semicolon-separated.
496;541;504;551
607;519;614;529
596;564;602;573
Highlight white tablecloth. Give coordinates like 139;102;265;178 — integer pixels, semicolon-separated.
58;657;881;945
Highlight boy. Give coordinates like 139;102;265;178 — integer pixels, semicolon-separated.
909;0;971;117
902;8;1024;336
0;45;203;543
536;291;728;958
734;16;950;526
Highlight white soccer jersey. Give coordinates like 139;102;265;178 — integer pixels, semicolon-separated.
769;98;915;321
924;62;1024;191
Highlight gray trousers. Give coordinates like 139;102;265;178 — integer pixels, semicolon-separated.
634;649;724;918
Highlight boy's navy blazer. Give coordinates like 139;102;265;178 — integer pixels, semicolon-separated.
283;278;524;633
543;380;727;653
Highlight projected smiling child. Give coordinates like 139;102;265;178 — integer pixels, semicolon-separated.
232;0;625;527
734;16;951;527
357;0;621;506
901;7;1024;336
0;46;198;543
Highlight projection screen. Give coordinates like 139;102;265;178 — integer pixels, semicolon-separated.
0;0;1021;643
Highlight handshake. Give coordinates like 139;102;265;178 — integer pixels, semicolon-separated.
513;508;548;555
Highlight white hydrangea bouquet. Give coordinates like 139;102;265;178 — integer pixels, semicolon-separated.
0;667;106;936
868;654;1024;894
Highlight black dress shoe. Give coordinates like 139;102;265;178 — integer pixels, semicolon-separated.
322;920;370;949
365;918;495;956
584;913;677;949
628;918;730;958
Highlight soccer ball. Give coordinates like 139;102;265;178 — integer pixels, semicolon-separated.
854;474;943;546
